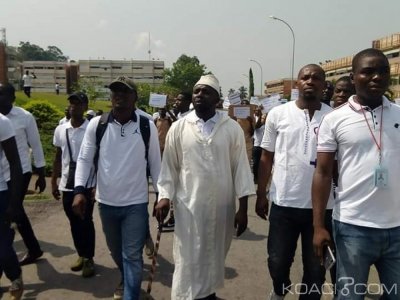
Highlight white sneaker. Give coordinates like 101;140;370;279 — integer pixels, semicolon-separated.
269;291;285;300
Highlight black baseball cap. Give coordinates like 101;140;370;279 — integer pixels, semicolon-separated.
68;92;89;103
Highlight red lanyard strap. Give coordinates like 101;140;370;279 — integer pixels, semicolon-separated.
359;101;383;164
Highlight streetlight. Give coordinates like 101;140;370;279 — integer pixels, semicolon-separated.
249;59;263;96
269;15;296;89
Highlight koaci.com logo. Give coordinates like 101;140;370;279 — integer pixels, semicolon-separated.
282;277;398;296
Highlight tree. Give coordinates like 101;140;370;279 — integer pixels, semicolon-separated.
136;83;179;112
72;76;107;104
228;88;235;96
15;41;68;62
238;86;248;100
164;54;210;93
249;68;254;97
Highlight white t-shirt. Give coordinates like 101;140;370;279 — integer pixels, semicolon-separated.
261;100;333;209
2;106;45;181
253;116;265;147
75;112;161;206
22;74;34;87
0;114;16;191
53;120;95;191
317;96;400;228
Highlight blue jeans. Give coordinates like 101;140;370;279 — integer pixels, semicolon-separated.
334;220;400;300
268;203;330;299
0;190;21;282
98;202;148;300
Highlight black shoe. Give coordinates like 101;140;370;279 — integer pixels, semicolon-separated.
19;250;43;266
162;216;175;232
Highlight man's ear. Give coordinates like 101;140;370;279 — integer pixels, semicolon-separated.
350;73;354;84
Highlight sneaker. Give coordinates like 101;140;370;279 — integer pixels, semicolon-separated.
269;291;285;300
144;236;155;257
162;216;175;232
19;250;43;266
81;258;95;278
113;281;124;300
9;276;23;300
70;256;84;272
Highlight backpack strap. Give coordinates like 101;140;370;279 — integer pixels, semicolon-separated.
139;115;150;161
94;112;111;171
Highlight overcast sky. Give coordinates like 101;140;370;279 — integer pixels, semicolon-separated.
2;0;399;95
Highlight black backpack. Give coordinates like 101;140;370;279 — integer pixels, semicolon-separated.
94;112;150;171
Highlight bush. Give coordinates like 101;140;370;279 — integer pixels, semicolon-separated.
23;100;63;176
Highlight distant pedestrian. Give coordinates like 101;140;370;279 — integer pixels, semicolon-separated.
55;82;60;95
331;76;355;108
51;92;96;278
252;106;266;184
154;107;173;156
22;71;36;98
321;80;334;106
85;110;96;121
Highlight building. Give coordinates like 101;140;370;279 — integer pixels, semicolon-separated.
320;33;400;98
264;78;295;98
78;59;164;87
23;61;70;93
16;59;165;95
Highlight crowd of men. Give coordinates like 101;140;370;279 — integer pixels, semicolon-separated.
0;47;399;300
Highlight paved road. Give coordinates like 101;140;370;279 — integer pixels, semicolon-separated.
0;177;381;299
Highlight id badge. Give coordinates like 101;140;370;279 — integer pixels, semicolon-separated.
374;166;388;188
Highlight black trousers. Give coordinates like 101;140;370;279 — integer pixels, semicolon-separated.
252;146;263;183
62;190;95;259
7;172;42;254
23;86;31;98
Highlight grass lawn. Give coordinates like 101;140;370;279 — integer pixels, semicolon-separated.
15;91;112;113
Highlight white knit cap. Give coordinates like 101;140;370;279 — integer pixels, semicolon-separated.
194;74;220;96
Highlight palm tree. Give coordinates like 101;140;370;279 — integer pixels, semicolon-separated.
238;86;248;100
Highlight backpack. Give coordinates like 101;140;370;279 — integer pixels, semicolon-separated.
94;112;150;171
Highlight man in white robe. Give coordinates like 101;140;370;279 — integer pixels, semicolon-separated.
156;74;255;300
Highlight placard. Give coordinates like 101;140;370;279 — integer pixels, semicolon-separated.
260;94;281;113
228;105;255;119
228;92;241;105
149;93;167;108
291;88;299;101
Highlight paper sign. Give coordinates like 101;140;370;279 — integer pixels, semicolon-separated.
149;93;167;108
228;92;241;105
250;96;260;106
228;105;254;119
291;88;299;101
223;97;231;109
260;94;281;113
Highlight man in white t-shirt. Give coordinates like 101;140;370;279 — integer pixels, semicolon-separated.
0;101;24;299
51;92;96;278
256;64;333;299
0;83;46;266
313;48;400;299
22;71;36;98
72;76;161;299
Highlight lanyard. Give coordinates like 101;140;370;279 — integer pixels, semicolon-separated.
357;99;384;164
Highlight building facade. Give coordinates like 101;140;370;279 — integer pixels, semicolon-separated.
264;78;294;98
320;33;400;98
12;59;165;94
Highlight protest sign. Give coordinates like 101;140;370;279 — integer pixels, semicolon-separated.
149;93;167;108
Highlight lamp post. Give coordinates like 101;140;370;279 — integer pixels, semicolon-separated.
269;16;296;89
249;59;263;96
